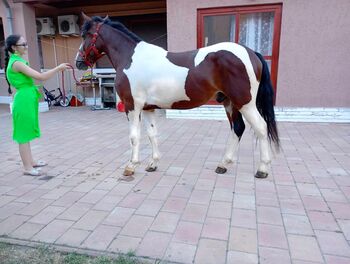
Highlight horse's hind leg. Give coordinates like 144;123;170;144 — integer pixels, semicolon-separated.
124;109;142;176
216;101;245;174
240;101;271;178
143;110;160;172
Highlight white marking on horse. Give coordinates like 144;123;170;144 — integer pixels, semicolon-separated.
76;43;83;61
124;42;190;108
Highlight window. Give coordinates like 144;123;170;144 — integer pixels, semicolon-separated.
198;4;282;102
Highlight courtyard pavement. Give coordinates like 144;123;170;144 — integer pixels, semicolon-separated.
0;105;350;264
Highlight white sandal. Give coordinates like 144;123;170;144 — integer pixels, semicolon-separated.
33;160;48;168
23;168;42;176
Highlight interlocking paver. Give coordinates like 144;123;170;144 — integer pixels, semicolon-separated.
1;107;349;263
282;214;314;235
56;228;91;247
315;230;350;257
229;226;257;253
202;217;230;240
32;219;73;243
287;234;323;262
10;222;44;240
73;210;108;230
119;215;153;237
181;203;208;223
136;231;172;259
258;224;288;249
0;215;29;235
164;242;196;264
150;211;179;233
82;225;121;250
173;221;202;245
108;235;142;254
259;247;291;264
195;238;227;264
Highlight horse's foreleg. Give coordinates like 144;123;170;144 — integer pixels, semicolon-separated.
143;110;160;172
124;109;142;176
240;102;271;178
216;103;244;174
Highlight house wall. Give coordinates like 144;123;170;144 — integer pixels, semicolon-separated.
167;0;350;108
0;2;40;97
1;0;349;108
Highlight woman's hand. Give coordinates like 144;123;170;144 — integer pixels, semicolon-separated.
57;63;71;71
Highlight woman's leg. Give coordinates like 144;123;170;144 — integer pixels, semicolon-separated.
19;143;34;171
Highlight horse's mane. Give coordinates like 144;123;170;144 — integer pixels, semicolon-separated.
81;16;142;43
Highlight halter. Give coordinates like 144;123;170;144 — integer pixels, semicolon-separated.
79;22;105;67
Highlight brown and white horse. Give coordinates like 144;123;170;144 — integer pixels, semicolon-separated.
75;14;280;178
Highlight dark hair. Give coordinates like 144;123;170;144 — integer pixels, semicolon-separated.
4;34;21;94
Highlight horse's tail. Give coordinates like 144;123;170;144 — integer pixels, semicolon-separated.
255;52;280;151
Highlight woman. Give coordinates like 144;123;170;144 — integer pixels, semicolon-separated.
5;34;70;176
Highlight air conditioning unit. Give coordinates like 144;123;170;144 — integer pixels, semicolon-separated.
58;15;80;35
36;17;55;36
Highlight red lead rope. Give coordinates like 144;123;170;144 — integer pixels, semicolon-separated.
59;64;92;105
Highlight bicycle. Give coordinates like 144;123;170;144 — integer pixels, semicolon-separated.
43;87;70;108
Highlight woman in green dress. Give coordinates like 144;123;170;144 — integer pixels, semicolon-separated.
5;35;70;176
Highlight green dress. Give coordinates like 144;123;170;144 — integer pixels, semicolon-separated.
6;53;41;144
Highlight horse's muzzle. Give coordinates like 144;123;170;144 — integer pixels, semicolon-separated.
76;60;88;70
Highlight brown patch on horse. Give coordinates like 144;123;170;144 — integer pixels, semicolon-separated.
143;104;161;111
171;52;219;109
116;73;134;112
166;50;198;69
172;50;252;109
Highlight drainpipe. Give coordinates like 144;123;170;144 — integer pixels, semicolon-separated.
3;0;14;35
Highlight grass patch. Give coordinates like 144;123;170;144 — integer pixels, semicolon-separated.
0;242;148;264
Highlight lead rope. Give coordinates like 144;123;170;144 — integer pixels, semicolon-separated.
60;64;93;106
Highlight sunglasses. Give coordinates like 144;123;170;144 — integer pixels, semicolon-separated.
15;42;28;47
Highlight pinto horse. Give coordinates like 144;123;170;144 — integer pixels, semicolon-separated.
75;14;280;178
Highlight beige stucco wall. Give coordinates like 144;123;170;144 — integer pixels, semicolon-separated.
0;1;41;96
167;0;350;107
1;0;349;108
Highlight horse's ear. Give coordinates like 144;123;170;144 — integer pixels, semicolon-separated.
81;12;92;22
103;15;109;21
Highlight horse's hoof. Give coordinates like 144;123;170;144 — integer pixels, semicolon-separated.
215;166;227;174
123;169;134;176
255;171;268;179
145;166;157;172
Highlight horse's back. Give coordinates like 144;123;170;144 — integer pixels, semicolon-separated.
122;41;261;110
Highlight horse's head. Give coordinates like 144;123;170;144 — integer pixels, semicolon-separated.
75;13;108;70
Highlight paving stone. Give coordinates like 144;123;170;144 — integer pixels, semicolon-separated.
288;234;323;262
136;231;172;259
258;224;288;249
108;235;142;254
259;247;291;264
32;219;74;243
1;107;350;263
0;215;29;235
82;225;121;250
56;228;91;247
150;212;179;233
315;230;350;257
195;239;226;264
10;222;44;240
164;242;196;264
227;251;258;264
229;226;257;253
119;215;153;237
173;221;202;245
